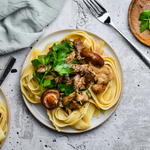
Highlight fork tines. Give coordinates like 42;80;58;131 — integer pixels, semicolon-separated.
83;0;107;16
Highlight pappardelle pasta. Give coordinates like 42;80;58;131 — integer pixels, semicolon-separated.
20;31;121;131
0;100;7;141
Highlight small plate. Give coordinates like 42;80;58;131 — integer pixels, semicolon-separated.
21;29;123;133
128;0;150;46
0;87;10;147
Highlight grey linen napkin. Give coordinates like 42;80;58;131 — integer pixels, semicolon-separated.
0;0;66;54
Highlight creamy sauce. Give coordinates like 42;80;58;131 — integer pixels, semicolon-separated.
101;51;109;57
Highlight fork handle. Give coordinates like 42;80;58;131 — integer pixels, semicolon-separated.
110;22;150;68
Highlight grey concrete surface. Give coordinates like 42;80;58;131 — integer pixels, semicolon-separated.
0;0;150;149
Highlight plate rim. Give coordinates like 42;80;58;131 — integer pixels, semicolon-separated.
20;29;124;133
0;87;11;147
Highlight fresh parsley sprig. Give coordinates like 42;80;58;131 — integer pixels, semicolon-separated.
31;40;75;94
139;9;150;33
51;40;75;76
32;52;54;94
57;83;75;96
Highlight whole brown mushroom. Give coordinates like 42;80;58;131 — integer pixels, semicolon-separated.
81;51;104;67
91;84;107;94
41;89;59;110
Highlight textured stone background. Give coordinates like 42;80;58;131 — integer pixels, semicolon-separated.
0;0;150;149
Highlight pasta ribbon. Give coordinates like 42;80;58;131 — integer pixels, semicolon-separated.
0;100;7;142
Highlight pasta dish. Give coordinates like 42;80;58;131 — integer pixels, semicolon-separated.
0;100;7;142
20;31;121;131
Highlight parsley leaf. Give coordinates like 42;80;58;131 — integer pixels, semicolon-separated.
140;21;149;33
43;79;55;88
52;43;60;51
31;59;41;70
53;61;74;76
31;52;51;70
57;83;75;96
57;50;69;61
38;56;45;65
139;9;150;33
44;52;51;65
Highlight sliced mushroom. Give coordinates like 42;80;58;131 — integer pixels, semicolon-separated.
72;100;82;109
62;92;76;106
81;51;104;67
76;92;88;102
41;89;59;110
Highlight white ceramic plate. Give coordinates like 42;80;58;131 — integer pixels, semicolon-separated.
21;29;123;133
0;87;10;147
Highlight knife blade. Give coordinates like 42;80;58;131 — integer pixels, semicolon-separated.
0;56;16;86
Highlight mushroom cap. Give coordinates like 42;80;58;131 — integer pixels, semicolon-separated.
41;89;59;110
91;84;107;94
81;51;104;67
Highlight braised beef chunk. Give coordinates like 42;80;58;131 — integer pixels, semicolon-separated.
72;74;80;90
55;76;63;86
73;39;85;60
37;65;52;73
70;64;95;76
62;92;76;105
72;74;86;92
65;51;76;64
62;76;72;84
84;73;94;88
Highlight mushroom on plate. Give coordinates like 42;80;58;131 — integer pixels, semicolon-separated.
41;89;59;110
81;51;104;67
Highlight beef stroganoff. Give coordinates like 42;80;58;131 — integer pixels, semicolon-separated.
20;31;121;131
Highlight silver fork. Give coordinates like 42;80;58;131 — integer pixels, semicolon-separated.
83;0;150;68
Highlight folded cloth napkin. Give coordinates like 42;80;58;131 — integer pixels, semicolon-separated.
0;0;66;54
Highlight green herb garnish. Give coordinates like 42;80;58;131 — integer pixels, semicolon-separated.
51;40;74;76
43;79;55;88
86;89;92;98
78;89;92;98
139;9;150;33
31;40;75;94
57;83;75;96
53;61;74;76
32;52;53;93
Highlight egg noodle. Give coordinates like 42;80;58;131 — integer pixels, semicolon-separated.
0;100;7;141
20;31;121;131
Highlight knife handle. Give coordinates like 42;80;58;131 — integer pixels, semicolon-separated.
0;57;16;86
